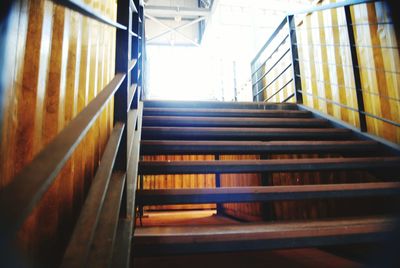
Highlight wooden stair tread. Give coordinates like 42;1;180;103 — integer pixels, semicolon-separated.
140;140;379;154
143;100;298;110
138;157;400;174
143;107;312;118
133;216;397;255
142;116;329;128
136;182;400;205
141;127;352;140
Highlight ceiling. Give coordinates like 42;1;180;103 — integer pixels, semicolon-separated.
144;0;216;46
144;0;314;47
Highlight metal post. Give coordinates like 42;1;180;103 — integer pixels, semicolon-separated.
344;6;367;132
114;0;131;217
214;154;224;215
233;61;238;101
287;15;303;104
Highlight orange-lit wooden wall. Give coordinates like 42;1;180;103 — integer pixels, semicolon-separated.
219;155;264;221
0;0;116;266
142;155;216;211
298;0;400;144
261;0;400;144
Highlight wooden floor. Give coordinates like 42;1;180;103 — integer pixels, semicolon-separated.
134;210;362;268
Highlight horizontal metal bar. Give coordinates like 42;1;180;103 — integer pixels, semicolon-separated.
289;0;377;16
299;90;400;127
299;89;363;113
254;64;292;96
137;182;400;205
53;0;127;30
296;58;400;75
299;74;400;103
252;35;290;77
142;115;328;128
295;42;398;50
141;126;352;141
298;104;400;155
138;157;400;175
130;0;138;13
61;123;125;268
134;216;397;256
252;48;291;86
142;107;311;118
145;5;211;17
129;59;137;72
130;30;139;37
282;93;295;103
86;171;126;268
265;79;293;102
128;83;138;112
292;21;394;31
140;140;380;155
143;100;298;110
251;17;288;66
0;73;125;240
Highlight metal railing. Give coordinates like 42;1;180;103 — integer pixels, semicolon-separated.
0;0;145;267
251;0;400;133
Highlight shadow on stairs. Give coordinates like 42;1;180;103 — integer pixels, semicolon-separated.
133;100;400;267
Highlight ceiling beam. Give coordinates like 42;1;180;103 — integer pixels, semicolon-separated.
148;16;207;42
145;13;200;47
145;5;211;17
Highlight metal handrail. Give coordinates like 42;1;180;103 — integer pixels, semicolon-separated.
250;0;400;133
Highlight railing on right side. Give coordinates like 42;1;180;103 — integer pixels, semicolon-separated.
251;0;400;144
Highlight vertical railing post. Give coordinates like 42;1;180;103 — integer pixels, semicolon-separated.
115;0;131;216
251;67;261;102
214;154;224;215
138;4;144;100
344;5;367;132
131;1;139;110
287;15;303;104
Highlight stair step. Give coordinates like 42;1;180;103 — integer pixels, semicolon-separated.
133;216;396;256
140;140;380;155
138;157;400;175
143;100;298;110
143;107;312;118
142;116;329;128
136;182;400;205
141;127;353;140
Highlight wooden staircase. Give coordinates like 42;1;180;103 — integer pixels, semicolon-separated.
133;100;400;257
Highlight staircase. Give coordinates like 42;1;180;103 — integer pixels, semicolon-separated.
133;100;400;257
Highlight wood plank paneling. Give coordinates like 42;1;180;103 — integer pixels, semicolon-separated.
294;0;400;143
0;0;117;266
219;155;263;222
142;155;216;211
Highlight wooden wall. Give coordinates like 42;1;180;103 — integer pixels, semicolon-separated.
258;0;400;144
241;0;400;222
297;0;400;143
142;155;216;211
0;0;116;266
219;155;264;221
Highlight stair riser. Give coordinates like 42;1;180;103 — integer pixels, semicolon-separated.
143;100;299;110
143;109;312;118
137;189;400;205
138;158;400;175
142;117;329;128
140;144;380;155
141;128;352;141
133;231;392;257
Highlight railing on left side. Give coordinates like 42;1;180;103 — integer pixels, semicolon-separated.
0;0;145;267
